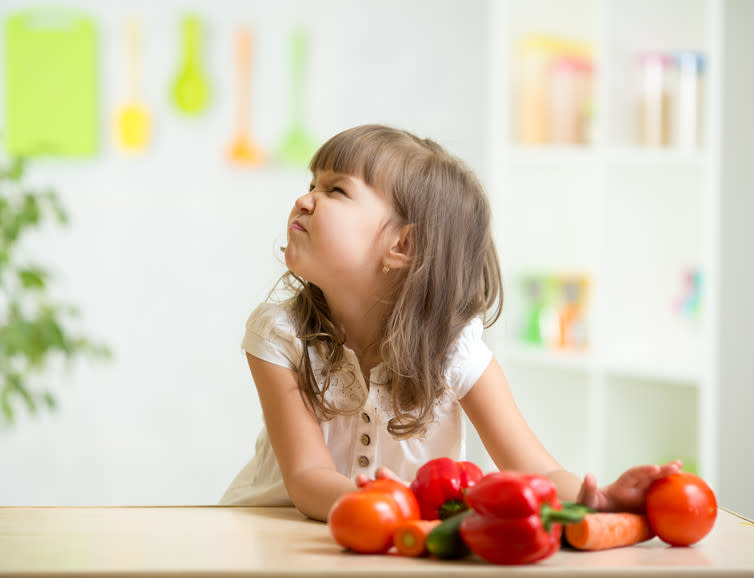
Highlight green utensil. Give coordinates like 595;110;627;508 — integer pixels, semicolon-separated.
4;8;98;156
171;15;210;114
278;28;318;166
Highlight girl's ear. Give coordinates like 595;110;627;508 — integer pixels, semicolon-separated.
384;224;415;270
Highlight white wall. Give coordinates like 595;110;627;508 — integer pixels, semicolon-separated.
716;0;754;520
0;0;489;505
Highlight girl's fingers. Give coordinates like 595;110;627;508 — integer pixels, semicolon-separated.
375;467;401;481
659;460;683;475
578;473;600;510
356;467;401;488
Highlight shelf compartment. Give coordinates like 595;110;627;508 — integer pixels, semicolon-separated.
494;165;601;273
602;146;708;167
603;0;709;147
602;376;698;481
602;359;700;388
601;164;704;380
505;363;592;476
505;0;597;147
502;342;594;373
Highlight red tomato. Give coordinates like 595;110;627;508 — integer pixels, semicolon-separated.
646;472;717;546
328;491;403;554
359;479;421;521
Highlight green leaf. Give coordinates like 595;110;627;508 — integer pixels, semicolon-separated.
19;193;41;228
1;386;15;424
44;191;69;225
0;154;112;427
7;373;36;415
0;157;25;181
41;391;57;410
18;267;47;290
7;157;25;181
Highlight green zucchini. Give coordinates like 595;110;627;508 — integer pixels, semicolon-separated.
425;510;472;559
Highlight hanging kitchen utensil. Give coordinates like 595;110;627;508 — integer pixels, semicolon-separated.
4;8;98;156
278;27;318;166
171;14;210;115
115;18;150;151
227;27;265;165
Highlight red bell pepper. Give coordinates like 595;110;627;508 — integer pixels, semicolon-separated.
459;471;589;565
409;457;484;520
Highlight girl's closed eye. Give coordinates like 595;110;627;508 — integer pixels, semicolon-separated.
307;183;346;196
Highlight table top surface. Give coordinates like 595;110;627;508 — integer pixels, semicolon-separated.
0;505;752;577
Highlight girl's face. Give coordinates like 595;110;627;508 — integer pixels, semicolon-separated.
285;170;398;292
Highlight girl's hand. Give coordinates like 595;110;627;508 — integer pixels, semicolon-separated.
577;459;682;513
355;466;402;488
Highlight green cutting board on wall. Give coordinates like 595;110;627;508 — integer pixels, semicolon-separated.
4;9;98;156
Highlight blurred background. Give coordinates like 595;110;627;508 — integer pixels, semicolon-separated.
1;0;752;518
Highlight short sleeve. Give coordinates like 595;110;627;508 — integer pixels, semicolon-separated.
444;317;493;400
240;302;302;369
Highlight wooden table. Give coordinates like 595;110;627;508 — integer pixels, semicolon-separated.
1;506;752;577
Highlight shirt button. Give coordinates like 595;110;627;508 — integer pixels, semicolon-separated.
358;456;369;467
360;434;371;446
361;412;371;424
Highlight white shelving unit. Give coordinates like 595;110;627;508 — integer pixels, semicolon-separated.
482;0;754;513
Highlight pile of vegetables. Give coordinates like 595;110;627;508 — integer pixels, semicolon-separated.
328;458;718;565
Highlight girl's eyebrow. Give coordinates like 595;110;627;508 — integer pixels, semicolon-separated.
314;172;353;188
311;171;359;191
332;175;351;187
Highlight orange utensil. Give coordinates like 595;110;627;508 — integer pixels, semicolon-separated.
227;27;265;165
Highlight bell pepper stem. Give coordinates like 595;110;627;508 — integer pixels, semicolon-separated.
439;499;467;520
540;501;594;532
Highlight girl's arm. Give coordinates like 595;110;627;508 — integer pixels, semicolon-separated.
459;357;583;500
460;357;681;510
247;353;356;521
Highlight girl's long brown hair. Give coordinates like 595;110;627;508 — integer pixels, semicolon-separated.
280;124;503;438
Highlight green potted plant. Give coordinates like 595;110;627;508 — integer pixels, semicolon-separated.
0;154;111;427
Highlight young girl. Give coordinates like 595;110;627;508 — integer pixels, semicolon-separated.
220;124;680;521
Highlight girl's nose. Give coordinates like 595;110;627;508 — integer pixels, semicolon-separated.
294;190;315;213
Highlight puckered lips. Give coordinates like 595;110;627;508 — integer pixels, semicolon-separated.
290;219;307;232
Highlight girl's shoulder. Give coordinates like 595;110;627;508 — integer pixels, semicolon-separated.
444;317;492;399
245;300;296;336
447;317;486;361
242;300;302;366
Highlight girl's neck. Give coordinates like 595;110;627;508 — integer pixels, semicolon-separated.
324;290;391;373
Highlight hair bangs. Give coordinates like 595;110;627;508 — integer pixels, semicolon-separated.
309;125;407;194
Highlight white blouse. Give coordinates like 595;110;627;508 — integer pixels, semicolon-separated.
219;301;493;506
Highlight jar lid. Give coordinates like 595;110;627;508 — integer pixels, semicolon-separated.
638;52;672;67
673;51;706;71
551;55;594;73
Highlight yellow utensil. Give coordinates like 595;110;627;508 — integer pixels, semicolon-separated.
115;18;150;151
227;27;265;165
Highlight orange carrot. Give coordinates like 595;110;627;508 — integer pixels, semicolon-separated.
393;519;441;557
565;512;655;551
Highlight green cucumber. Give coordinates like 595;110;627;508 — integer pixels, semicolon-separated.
425;510;472;559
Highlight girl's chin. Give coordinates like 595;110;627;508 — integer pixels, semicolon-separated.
284;252;307;281
283;247;295;268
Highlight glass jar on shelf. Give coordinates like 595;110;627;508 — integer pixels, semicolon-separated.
550;55;594;145
515;34;593;146
637;52;672;147
672;51;705;149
